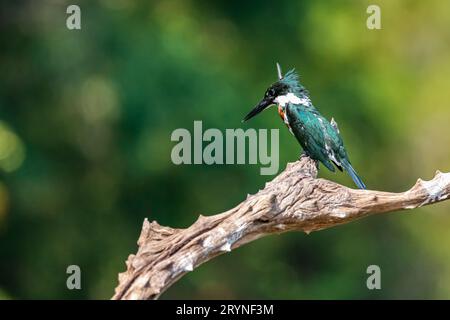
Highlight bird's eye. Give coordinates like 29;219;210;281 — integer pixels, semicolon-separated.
266;89;275;97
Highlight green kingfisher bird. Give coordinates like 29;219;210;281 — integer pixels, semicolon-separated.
243;64;366;189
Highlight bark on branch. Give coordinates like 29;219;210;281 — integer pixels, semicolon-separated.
112;156;450;300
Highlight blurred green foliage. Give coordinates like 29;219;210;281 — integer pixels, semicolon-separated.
1;0;450;299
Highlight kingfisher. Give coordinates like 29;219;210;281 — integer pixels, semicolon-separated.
242;64;366;189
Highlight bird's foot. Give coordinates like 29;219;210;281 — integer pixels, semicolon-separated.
299;152;308;160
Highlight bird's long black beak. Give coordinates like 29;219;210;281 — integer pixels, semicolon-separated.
242;98;273;122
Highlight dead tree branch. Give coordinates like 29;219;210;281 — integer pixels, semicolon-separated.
112;156;450;300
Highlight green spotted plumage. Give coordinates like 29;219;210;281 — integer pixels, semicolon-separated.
286;101;366;189
243;67;366;189
287;104;342;172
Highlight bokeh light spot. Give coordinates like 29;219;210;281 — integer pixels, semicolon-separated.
0;122;26;172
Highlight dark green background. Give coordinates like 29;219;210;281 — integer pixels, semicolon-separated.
1;0;450;299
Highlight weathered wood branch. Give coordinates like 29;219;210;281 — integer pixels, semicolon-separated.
112;156;450;300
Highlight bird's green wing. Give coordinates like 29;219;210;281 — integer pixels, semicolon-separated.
287;104;344;172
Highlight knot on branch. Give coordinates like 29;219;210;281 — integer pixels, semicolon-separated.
138;219;179;245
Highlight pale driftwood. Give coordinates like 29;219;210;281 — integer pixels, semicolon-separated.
112;156;450;300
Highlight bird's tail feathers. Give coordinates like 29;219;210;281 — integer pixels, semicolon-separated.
341;159;366;190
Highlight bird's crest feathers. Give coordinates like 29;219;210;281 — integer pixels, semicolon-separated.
279;68;305;96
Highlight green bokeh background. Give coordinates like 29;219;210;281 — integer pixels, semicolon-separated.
1;0;450;299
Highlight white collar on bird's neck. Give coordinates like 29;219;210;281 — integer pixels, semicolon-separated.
274;92;311;107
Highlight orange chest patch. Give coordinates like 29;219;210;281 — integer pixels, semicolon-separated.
278;106;289;125
278;106;287;122
277;106;285;120
278;106;293;134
